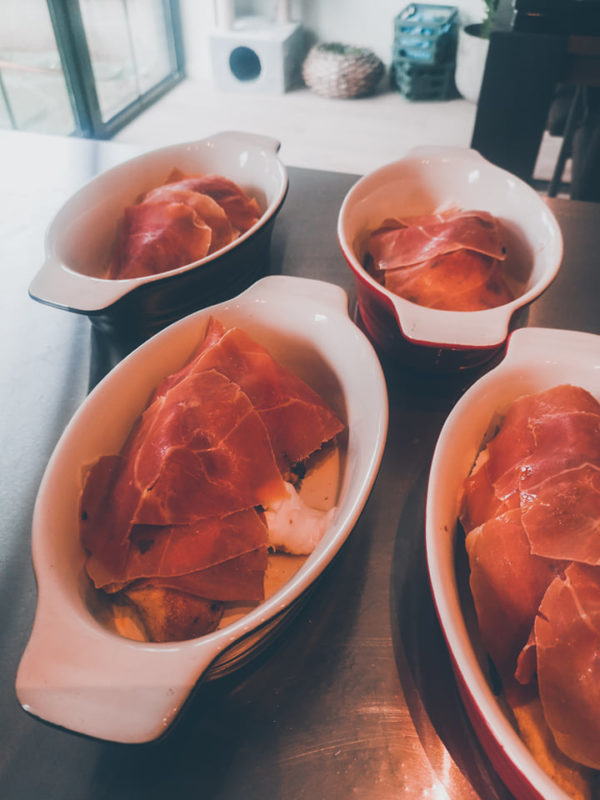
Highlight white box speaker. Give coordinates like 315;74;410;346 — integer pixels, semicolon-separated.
209;16;305;94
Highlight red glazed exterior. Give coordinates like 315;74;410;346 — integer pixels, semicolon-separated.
342;245;512;372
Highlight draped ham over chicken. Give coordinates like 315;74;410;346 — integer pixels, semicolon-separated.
151;318;345;471
107;170;261;280
365;208;515;311
80;320;344;642
459;384;600;771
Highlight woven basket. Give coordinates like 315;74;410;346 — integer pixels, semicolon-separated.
302;42;385;99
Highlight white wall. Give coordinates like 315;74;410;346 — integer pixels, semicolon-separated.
181;0;488;81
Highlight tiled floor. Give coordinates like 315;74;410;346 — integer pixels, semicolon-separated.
114;77;564;182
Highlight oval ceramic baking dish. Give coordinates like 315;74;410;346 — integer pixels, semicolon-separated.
16;275;388;744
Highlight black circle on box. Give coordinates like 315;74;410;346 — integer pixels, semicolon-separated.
229;46;262;81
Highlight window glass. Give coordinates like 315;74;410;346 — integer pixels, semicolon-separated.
79;0;138;120
127;0;172;94
0;0;75;134
0;0;181;137
79;0;174;122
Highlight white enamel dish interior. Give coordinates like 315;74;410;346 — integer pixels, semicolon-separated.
426;327;600;799
16;275;388;744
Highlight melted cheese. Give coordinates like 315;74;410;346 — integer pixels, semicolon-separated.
264;481;336;555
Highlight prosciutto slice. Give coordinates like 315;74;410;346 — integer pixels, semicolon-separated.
486;385;600;486
465;508;562;680
81;369;286;576
152;318;345;471
130;369;286;525
460;384;600;769
85;508;268;590
521;464;600;563
365;208;514;312
535;563;600;769
459;454;519;533
80;454;139;579
383;248;513;311
108;170;261;279
81;320;344;641
460;385;600;529
133;547;268;604
141;186;235;253
494;411;600;501
368;209;506;271
108;200;212;280
155;170;261;233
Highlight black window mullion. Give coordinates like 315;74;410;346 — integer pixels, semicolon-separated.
45;0;184;140
46;0;103;137
163;0;185;78
97;71;183;138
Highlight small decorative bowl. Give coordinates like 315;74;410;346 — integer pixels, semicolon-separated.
16;275;388;744
337;146;564;371
29;130;288;356
426;326;600;799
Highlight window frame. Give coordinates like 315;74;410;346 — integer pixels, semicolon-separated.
46;0;184;139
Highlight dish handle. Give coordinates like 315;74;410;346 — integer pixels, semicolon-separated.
245;275;349;317
15;598;225;743
211;129;282;155
388;293;513;349
29;256;137;313
503;327;600;366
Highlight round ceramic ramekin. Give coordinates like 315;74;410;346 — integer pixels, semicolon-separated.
337;147;563;371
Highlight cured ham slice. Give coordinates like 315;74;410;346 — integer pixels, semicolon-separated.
460;384;600;775
383;249;513;311
81;320;344;642
86;508;268;590
108;200;212;279
159;169;261;233
141;186;235;253
133;547;268;604
81;369;286;576
494;411;600;501
153;318;345;472
129;369;286;525
459;454;519;533
365;208;514;312
368;209;506;271
460;385;600;530
521;464;600;563
465;508;562;680
108;170;261;279
486;385;600;486
515;627;538;686
80;454;139;580
535;563;600;769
